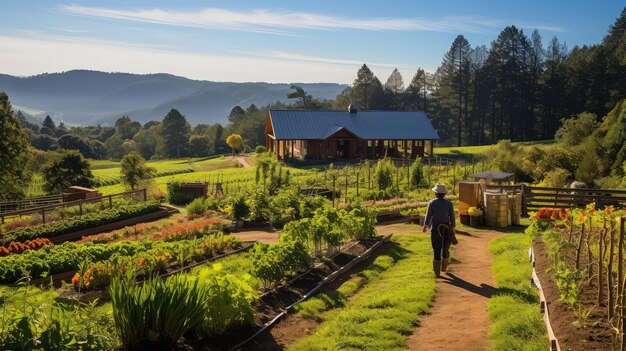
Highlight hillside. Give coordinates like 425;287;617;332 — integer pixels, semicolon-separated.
0;70;346;126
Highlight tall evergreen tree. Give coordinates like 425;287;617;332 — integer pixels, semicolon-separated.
42;115;56;131
0;93;32;200
351;64;384;109
440;35;472;146
160;109;191;158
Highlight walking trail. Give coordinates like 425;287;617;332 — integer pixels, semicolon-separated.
236;156;252;168
406;228;500;351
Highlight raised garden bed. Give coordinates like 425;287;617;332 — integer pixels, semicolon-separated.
189;235;393;351
532;237;613;351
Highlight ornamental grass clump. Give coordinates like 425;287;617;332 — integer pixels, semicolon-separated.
110;275;208;350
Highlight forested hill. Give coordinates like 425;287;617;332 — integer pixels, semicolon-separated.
0;70;345;126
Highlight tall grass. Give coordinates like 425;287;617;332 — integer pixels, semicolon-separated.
488;234;547;351
289;235;435;351
110;275;208;350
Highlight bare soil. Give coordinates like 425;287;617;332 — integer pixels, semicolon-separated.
533;238;614;351
407;228;500;351
230;228;280;244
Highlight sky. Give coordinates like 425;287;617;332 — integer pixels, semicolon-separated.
0;1;623;84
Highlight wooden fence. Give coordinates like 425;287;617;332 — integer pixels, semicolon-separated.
0;189;147;225
487;184;626;215
0;194;64;214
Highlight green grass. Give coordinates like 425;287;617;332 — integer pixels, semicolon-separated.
288;234;436;351
488;233;547;351
294;254;396;317
435;140;555;160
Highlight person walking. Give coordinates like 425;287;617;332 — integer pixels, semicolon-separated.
422;183;457;277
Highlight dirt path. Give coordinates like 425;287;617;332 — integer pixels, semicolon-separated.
236;156;252;168
406;229;500;351
230;227;280;244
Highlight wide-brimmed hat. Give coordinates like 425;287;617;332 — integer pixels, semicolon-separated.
431;183;448;194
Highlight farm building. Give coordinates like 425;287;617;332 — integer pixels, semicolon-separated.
265;105;439;160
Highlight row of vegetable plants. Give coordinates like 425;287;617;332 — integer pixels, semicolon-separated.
0;215;237;285
92;167;194;187
528;204;626;349
1;201;162;243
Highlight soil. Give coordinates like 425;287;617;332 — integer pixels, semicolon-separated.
533;238;614;351
191;239;386;351
406;228;500;351
230;228;280;244
238;240;398;351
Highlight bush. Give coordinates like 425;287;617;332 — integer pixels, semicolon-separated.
540;168;570;187
186;197;207;215
167;182;195;205
229;195;250;221
409;157;426;188
300;196;329;219
375;158;394;190
111;275;207;349
250;241;310;288
254;145;266;153
2;202;161;243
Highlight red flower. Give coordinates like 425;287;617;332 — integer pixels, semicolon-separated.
71;273;80;286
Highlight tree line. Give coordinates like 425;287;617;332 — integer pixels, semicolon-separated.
333;7;626;146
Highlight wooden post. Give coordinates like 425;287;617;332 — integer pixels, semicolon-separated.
407;161;410;193
345;172;348;203
109;195;113;209
42;208;46;224
79;201;83;216
332;175;336;207
143;188;147;201
356;172;360;196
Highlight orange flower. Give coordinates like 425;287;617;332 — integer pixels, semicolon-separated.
71;273;80;286
138;257;146;266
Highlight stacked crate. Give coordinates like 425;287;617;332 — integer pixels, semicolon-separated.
509;194;522;225
485;193;509;227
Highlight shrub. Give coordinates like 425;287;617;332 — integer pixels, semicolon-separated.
167;182;195;205
255;145;266;153
409;157;426;187
250;241;310;288
375;158;394;190
186;197;207;215
300;196;329;218
540;167;570;187
230;195;250;221
111;275;207;350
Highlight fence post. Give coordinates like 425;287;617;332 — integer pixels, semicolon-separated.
356;172;360;197
407;163;410;193
79;201;83;216
345;173;348;204
143;188;147;202
109;195;113;209
42;208;46;224
521;184;528;217
332;175;336;208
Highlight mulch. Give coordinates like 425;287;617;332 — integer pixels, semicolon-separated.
533;238;614;351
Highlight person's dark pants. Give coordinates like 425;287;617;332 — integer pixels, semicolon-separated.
431;224;451;261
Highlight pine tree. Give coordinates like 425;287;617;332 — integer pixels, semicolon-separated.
0;93;32;200
160;109;191;158
42;115;56;131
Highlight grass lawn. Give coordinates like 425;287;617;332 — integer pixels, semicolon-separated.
488;233;547;351
435;140;555;160
288;234;436;351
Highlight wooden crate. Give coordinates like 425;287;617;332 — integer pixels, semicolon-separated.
459;182;481;215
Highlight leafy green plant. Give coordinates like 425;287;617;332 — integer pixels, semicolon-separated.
2;201;161;243
110;275;208;350
554;262;582;308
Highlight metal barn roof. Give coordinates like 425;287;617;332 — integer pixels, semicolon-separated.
268;110;440;140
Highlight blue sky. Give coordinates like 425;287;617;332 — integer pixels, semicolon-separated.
0;1;623;83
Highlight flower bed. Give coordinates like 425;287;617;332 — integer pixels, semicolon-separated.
1;202;162;243
80;214;228;244
71;233;242;290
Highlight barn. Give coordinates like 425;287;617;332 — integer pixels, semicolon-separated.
265;104;439;160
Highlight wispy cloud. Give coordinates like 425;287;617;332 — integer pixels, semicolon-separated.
57;4;565;35
0;33;422;83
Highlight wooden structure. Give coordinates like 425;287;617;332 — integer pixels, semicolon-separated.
472;171;514;184
265;105;439;160
458;181;482;215
180;183;208;200
63;186;102;202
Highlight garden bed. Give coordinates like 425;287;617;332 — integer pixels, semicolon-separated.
194;235;391;351
533;237;613;350
54;240;257;302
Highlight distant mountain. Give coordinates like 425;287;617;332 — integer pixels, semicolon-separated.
0;70;346;125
